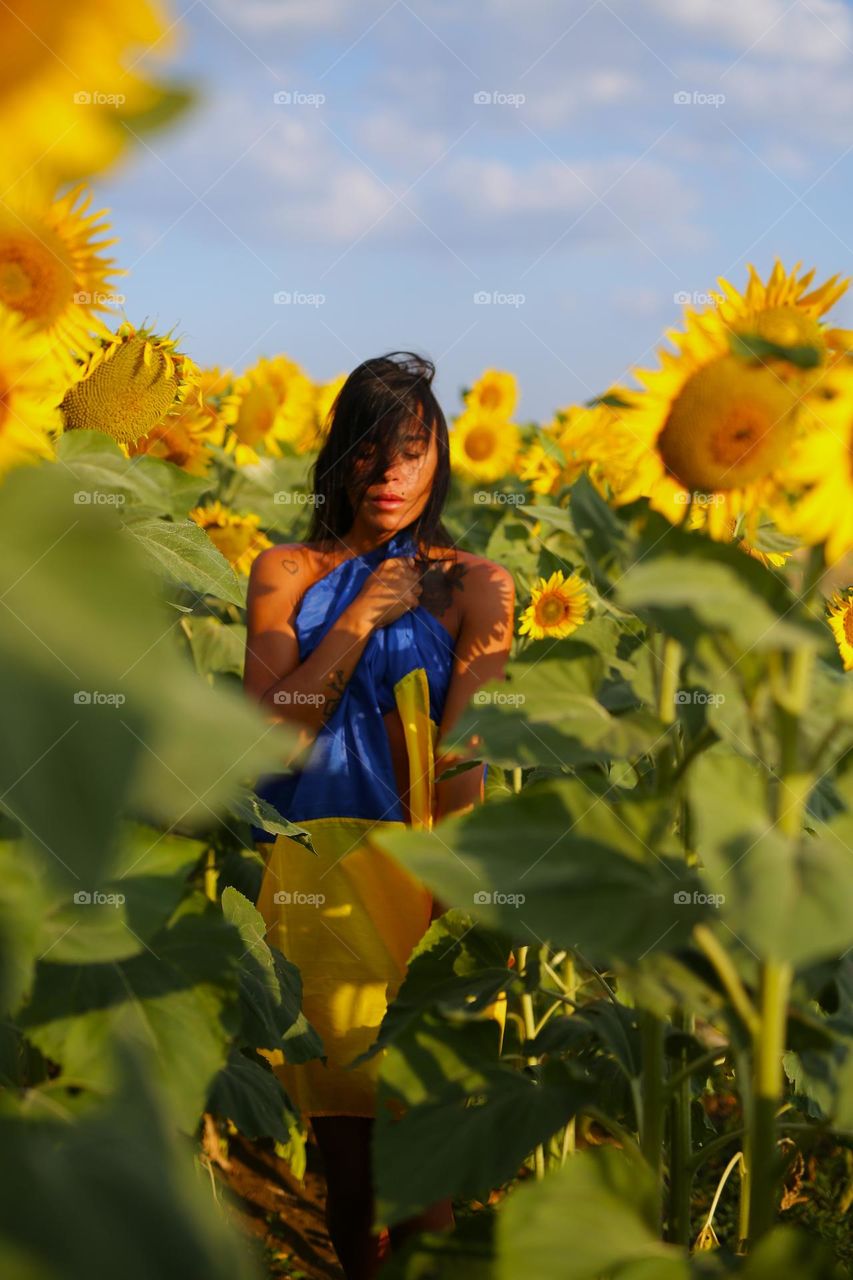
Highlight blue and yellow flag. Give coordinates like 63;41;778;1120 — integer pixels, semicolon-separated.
254;530;461;1117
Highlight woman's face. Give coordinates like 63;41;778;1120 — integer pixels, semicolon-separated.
348;419;438;533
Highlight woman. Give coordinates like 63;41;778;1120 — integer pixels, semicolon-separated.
243;351;514;1278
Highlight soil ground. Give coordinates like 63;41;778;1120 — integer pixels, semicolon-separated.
214;1129;346;1279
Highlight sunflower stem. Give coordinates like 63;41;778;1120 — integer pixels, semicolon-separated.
667;1007;694;1245
658;636;683;726
799;544;825;616
746;960;792;1245
655;635;682;792
203;847;219;903
692;924;759;1036
517;944;545;1179
639;1008;666;1229
562;952;577;1160
744;633;812;1248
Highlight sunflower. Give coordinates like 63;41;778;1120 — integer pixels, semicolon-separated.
464;369;518;419
707;259;852;362
128;398;220;475
521;393;645;504
827;591;853;672
308;372;346;453
737;537;791;570
0;0;178;189
226;355;316;465
197;365;241;432
655;355;801;494
0;303;62;473
518;570;589;640
773;360;853;564
679;506;792;568
515;405;592;495
516;439;564;495
450;410;521;483
556;399;637;497
598;337;806;539
0;184;123;374
585;263;851;541
60;322;200;446
188;501;272;576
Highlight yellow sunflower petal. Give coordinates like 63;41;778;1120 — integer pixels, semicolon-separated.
189;501;273;575
827;591;853;671
518;569;589;640
0;182;124;374
0;302;63;474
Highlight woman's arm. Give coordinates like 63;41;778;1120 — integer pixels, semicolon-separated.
433;560;515;822
243;546;422;756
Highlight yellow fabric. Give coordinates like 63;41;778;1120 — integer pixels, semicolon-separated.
395;666;437;831
256;666;505;1118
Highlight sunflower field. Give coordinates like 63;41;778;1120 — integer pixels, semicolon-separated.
2;3;853;1280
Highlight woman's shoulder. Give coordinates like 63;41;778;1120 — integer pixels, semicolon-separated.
422;545;514;604
443;546;513;582
248;541;335;593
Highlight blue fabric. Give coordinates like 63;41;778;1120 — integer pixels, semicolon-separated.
251;530;457;839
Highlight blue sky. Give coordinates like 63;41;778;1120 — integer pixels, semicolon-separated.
98;0;853;422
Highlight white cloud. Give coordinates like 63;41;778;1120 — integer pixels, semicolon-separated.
353;110;452;168
522;68;644;128
436;150;704;253
719;58;853;143
211;0;355;31
665;51;853;162
611;285;668;318
645;0;853;63
253;117;406;241
110;0;850;261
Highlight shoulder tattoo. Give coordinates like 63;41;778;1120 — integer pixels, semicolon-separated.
416;558;468;619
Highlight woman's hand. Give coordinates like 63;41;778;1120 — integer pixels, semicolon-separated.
349;556;423;630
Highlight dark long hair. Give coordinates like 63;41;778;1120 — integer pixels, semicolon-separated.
306;351;455;555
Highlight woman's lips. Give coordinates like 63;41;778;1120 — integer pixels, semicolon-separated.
368;494;404;509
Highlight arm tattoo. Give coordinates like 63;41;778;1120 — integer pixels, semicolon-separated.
321;668;348;722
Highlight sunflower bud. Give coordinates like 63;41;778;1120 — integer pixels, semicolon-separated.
60;325;197;445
